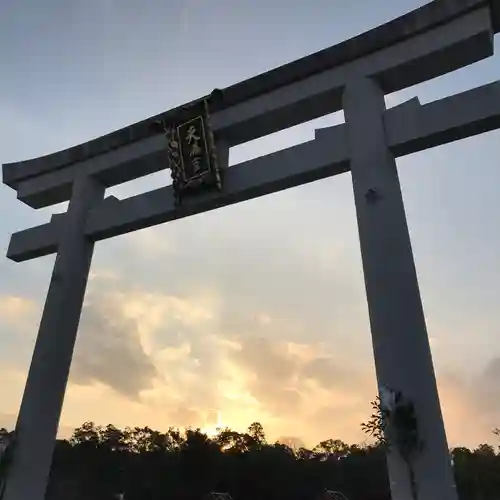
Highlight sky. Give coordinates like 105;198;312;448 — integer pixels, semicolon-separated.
0;0;499;450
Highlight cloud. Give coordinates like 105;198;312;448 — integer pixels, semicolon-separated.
0;412;15;431
70;275;158;399
96;182;369;362
72;304;157;399
1;267;498;449
301;356;352;390
221;334;375;445
437;358;500;447
61;267;500;449
473;357;500;424
70;271;224;407
60;269;375;445
0;295;36;328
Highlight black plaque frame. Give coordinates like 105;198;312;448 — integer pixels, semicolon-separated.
152;97;222;206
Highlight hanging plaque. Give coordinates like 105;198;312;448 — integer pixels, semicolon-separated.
151;95;222;206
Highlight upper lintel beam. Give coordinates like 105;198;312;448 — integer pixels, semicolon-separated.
5;0;493;191
4;4;495;209
14;136;167;210
211;7;492;145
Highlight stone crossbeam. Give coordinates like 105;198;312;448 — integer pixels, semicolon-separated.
7;80;500;263
211;7;491;144
4;5;494;209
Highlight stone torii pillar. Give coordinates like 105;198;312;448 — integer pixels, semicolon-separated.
343;78;456;500
2;176;105;500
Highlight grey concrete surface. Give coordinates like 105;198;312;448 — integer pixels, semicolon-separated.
343;77;457;500
2;177;105;500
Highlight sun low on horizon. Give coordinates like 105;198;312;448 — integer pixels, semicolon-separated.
200;411;224;438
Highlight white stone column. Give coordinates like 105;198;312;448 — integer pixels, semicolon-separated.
3;175;105;500
342;78;457;500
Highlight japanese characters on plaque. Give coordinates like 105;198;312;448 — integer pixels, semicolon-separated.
153;96;222;206
177;117;211;180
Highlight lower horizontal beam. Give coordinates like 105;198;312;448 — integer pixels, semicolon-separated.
87;130;350;241
7;221;60;262
7;129;349;262
386;80;500;156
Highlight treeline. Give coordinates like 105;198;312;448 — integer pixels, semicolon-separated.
15;422;500;499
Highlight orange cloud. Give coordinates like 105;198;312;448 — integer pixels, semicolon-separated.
58;273;379;446
1;269;497;450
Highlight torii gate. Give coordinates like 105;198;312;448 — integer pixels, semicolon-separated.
1;1;500;499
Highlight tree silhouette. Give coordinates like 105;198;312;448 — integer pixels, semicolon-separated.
361;392;423;500
0;418;489;500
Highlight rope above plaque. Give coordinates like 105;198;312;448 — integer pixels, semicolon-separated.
151;92;223;206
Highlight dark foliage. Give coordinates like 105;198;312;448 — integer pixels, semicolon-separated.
2;422;499;500
43;422;387;500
